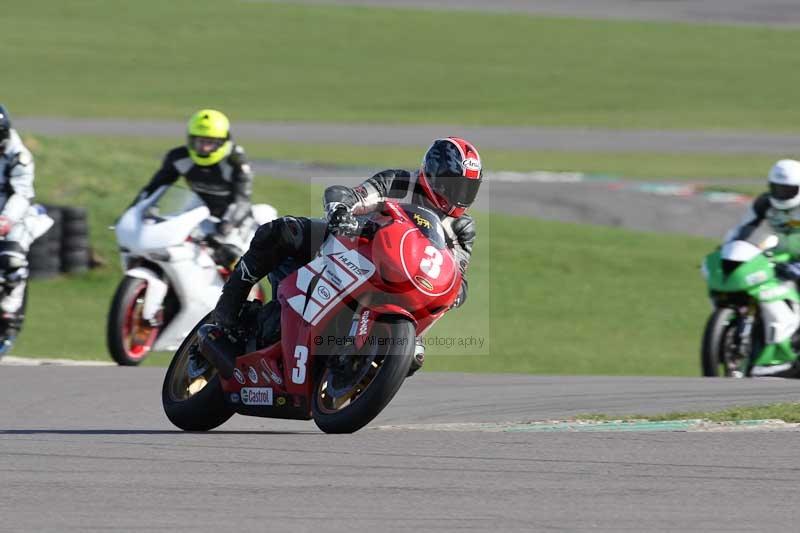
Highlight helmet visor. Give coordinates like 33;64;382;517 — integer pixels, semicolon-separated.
189;135;225;157
428;175;482;208
770;182;800;201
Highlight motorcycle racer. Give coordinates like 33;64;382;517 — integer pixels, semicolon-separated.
0;105;36;356
205;137;482;377
131;109;254;267
724;159;800;375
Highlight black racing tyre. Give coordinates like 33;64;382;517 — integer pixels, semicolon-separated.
162;315;234;431
29;270;59;280
62;220;89;238
701;308;737;377
312;316;415;434
61;249;90;272
107;276;161;366
59;206;87;222
61;236;90;252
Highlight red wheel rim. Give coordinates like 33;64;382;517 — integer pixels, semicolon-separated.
120;283;160;361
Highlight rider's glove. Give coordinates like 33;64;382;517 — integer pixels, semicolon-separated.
776;261;800;281
326;203;359;236
216;220;233;236
0;216;13;237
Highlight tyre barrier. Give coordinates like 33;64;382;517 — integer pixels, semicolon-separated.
27;205;93;279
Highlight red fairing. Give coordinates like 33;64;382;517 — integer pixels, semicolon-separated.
221;201;461;418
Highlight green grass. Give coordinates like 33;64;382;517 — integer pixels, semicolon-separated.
4;1;800;130
245;141;772;182
576;403;800;423
12;135;715;376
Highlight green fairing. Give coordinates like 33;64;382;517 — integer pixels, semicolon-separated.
753;339;796;366
704;250;799;303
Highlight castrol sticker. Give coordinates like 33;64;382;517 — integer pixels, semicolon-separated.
241;387;273;406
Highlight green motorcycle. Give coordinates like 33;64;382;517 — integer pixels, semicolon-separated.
701;237;800;378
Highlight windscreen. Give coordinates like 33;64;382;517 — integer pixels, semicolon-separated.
148;186;204;218
401;204;447;250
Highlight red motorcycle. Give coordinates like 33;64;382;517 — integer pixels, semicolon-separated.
162;202;462;433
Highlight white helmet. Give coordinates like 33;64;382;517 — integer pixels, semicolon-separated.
768;159;800;209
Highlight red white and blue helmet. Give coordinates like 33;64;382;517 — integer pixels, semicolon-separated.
419;137;483;218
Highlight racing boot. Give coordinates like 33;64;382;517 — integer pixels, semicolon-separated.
407;337;425;377
0;320;21;359
0;329;17;358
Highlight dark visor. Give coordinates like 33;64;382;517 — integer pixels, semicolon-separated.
189;135;225;156
428;175;482;208
770;182;799;201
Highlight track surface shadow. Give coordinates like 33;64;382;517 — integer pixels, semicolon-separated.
0;428;307;436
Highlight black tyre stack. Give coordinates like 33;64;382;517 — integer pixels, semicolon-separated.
60;207;91;274
28;206;62;279
27;205;92;279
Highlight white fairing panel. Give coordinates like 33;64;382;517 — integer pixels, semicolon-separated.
116;187;210;253
287;237;376;325
720;240;762;263
760;296;800;344
114;187;270;352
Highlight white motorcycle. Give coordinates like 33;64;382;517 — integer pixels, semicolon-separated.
107;186;276;365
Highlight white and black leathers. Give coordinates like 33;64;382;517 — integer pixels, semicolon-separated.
0;128;36;331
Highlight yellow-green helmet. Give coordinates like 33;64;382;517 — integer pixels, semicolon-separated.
187;109;232;166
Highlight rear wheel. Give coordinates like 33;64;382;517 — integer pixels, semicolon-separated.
701;308;748;377
106;276;162;366
162;315;234;431
312;317;415;434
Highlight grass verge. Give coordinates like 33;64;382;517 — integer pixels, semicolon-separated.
4;1;800;130
575;403;800;423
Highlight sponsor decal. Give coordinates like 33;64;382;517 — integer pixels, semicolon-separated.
415;275;435;291
745;271;768;285
413;213;432;229
233;368;246;385
230;393;240;403
259;358;283;386
358;309;370;336
248;366;258;384
241;387;273;406
463;158;481;172
333;252;371;277
325;271;345;289
317;285;331;300
276;396;287;406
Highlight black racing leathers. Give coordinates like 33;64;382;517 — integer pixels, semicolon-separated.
213;169;477;329
137;145;253;227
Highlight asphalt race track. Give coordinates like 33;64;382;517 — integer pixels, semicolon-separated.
2;368;800;532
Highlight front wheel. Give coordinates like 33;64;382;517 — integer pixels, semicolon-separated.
701;307;748;377
106;276;162;366
162;315;234;431
312;317;415;434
